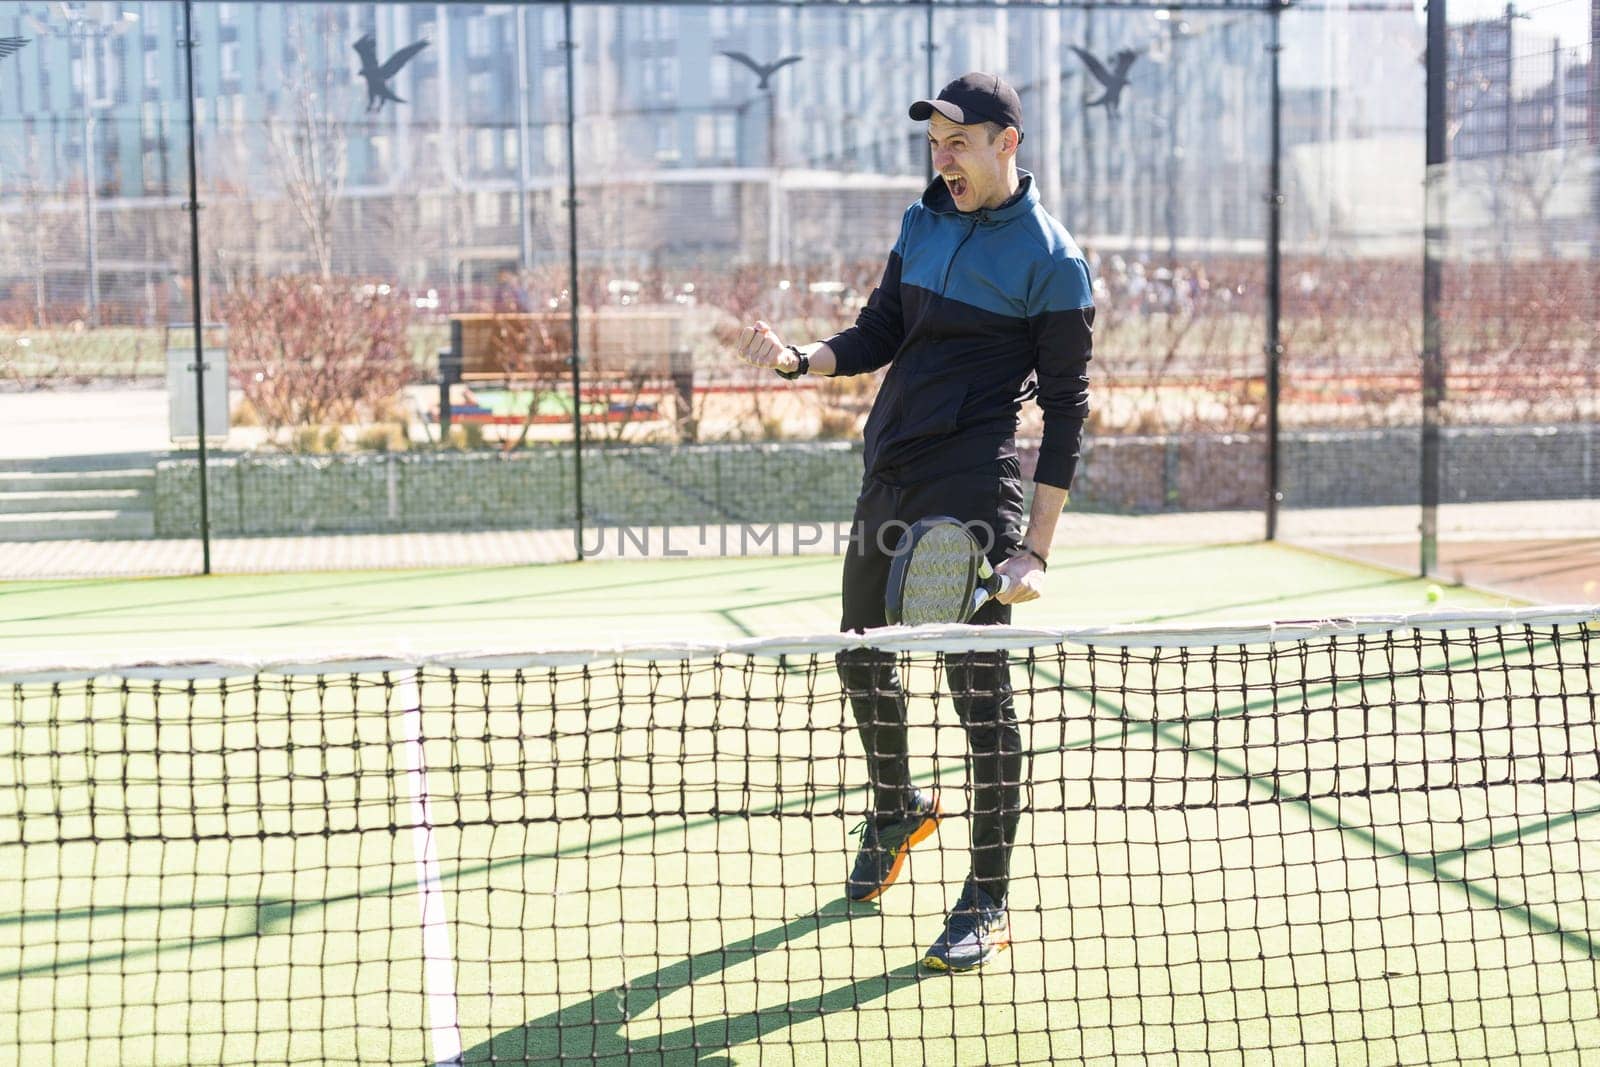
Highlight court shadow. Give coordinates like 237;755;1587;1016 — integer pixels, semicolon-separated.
460;897;926;1065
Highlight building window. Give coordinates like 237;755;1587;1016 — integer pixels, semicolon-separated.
711;55;730;100
696;115;715;161
111;36;129;105
469;71;492;118
653;58;676;102
422;78;445;123
468;18;491;60
143;147;166;194
474;190;497;227
92;40;114;104
656;121;678;163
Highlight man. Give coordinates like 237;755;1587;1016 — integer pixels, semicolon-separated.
734;73;1094;972
493;267;533;313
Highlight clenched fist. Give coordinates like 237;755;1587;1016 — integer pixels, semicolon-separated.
733;320;800;375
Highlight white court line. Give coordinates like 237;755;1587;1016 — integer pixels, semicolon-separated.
398;670;464;1067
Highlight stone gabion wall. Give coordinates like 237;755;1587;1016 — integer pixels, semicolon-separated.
155;442;866;537
1279;424;1599;507
154;424;1596;537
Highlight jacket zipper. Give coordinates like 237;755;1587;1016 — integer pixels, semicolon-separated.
939;217;980;297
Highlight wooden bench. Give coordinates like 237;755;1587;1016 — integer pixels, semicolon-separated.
438;306;697;434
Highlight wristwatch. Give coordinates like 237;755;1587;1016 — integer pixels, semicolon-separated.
775;344;809;380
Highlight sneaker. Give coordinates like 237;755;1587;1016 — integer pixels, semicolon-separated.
845;789;942;903
922;878;1010;972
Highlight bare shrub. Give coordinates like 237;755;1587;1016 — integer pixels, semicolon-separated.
225;275;415;441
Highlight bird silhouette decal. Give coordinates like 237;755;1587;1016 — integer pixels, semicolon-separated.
1069;46;1140;118
720;51;802;90
0;36;30;61
353;34;428;112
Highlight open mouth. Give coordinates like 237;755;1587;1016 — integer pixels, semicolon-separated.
945;175;968;200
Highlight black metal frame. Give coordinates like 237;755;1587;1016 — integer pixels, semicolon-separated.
1421;0;1447;576
1264;0;1284;541
563;0;586;560
182;0;211;574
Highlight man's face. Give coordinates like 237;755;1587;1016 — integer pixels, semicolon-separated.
927;113;1017;213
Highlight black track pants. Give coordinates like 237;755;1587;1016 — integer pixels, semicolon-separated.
835;459;1026;903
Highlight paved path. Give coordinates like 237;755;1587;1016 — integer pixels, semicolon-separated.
0;387;173;458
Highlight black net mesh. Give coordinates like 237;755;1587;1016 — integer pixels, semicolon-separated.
5;612;1600;1062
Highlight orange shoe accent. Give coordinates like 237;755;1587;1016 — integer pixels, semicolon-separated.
853;795;943;904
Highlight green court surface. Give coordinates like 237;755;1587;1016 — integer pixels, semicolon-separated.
7;544;1597;1065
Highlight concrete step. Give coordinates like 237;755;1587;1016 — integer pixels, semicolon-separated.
0;510;157;541
0;469;155;493
0;450;166;474
0;488;152;515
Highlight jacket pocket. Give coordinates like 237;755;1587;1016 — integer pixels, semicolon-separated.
899;381;966;439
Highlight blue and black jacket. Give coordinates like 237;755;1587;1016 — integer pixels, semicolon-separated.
825;171;1094;490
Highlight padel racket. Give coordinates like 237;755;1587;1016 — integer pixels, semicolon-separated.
884;516;1012;626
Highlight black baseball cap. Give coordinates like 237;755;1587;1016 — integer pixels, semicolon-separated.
909;72;1025;143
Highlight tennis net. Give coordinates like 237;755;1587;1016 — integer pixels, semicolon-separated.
3;607;1599;1065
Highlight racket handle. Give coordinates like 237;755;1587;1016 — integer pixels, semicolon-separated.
996;574;1013;597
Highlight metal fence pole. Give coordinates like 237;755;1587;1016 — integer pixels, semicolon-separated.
923;1;935;184
564;1;585;561
1265;2;1284;541
182;0;211;575
1421;0;1448;576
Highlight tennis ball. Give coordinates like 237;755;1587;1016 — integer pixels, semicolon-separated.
1585;579;1597;598
1425;583;1443;603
